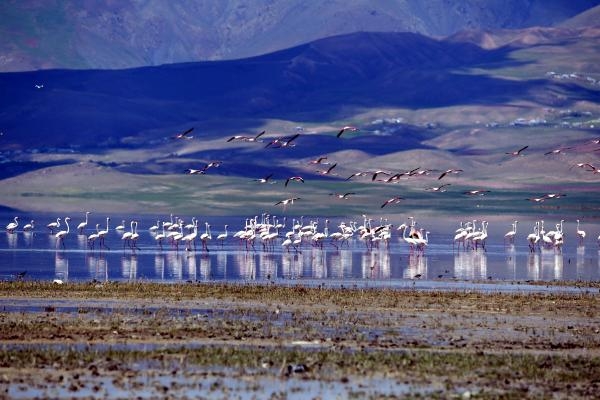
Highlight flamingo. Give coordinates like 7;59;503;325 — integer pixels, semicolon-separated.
284;176;304;186
154;223;167;250
47;218;60;234
23;220;34;231
381;196;404;208
227;130;265;142
438;169;463;180
172;127;194;140
337;126;358;138
5;217;18;233
505;145;528;156
55;217;71;248
97;217;110;249
130;221;140;250
254;173;275;184
200;222;212;252
527;222;540;252
121;221;134;249
576;219;586;245
184;219;198;251
148;220;160;232
88;224;100;250
217;225;228;247
504;221;518;244
77;211;90;234
115;220;126;231
317;163;337;175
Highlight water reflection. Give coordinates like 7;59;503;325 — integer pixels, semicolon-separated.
199;254;211;280
454;251;486;280
87;254;108;281
186;253;197;281
406;253;428;279
121;255;138;280
55;252;68;282
6;232;17;249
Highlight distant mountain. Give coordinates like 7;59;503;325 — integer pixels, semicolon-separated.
1;0;599;72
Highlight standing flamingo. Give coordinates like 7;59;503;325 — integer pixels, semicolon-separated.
23;220;35;231
55;217;71;248
77;211;90;234
200;222;212;252
217;225;229;247
576;219;586;245
97;217;110;250
504;221;518;244
5;217;18;233
47;218;60;234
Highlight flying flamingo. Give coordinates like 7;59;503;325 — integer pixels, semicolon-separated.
285;176;304;186
77;211;90;234
55;217;71;248
172;127;194;140
5;217;18;233
336;126;358;138
438;169;463;180
317;163;337;175
330;192;356;199
381;196;404;208
425;183;451;192
227;130;265;142
505;145;529;156
308;156;329;165
254;173;275;183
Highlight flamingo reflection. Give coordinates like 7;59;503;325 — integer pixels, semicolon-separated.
55;252;68;282
454;251;486;280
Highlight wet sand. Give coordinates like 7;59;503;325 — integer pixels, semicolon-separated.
1;281;600;398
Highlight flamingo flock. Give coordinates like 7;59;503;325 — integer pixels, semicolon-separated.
4;212;599;253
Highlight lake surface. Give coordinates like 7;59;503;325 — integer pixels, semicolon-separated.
1;212;599;285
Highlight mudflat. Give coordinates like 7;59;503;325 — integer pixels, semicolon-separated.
1;282;599;398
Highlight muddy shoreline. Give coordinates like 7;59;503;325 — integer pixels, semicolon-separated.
1;282;600;398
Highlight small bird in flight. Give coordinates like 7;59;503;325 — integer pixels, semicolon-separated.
265;133;300;148
425;183;451;192
172;127;194;140
184;168;206;175
330;192;356;199
317;163;337;176
308;156;329;165
438;169;463;180
337;126;358;138
285;176;305;187
254;173;274;183
275;197;301;210
544;147;572;155
464;190;491;196
227;130;265;142
381;196;404;208
34;84;44;89
505;145;528;156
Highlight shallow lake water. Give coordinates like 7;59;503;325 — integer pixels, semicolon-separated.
1;212;599;285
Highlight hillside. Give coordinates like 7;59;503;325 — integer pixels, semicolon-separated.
1;0;599;72
0;28;599;216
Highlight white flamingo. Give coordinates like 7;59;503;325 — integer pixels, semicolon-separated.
88;224;100;250
77;211;90;234
504;221;518;244
576;219;586;245
55;217;71;248
200;222;212;252
217;225;229;247
184;219;198;251
155;223;167;250
5;217;18;233
121;221;134;249
47;218;60;234
23;220;34;231
97;217;110;249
